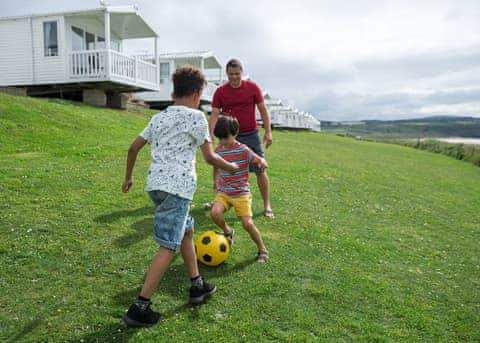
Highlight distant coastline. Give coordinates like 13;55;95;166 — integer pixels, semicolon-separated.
429;137;480;145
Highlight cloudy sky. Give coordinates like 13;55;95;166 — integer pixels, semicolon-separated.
2;0;480;120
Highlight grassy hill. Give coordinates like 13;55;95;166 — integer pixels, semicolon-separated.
1;93;479;342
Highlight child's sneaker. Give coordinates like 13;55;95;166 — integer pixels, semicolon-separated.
122;302;162;328
189;281;217;304
224;228;235;247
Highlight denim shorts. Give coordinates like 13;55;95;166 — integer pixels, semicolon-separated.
148;190;194;251
237;129;266;173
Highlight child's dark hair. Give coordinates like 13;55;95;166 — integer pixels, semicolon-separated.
172;66;206;97
214;115;239;139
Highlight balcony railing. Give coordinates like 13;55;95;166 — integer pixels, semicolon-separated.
68;50;158;89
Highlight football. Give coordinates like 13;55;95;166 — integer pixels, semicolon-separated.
195;230;231;266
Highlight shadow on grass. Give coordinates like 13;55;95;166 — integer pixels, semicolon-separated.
113;256;255;305
189;206;255;230
70;256;253;342
190;205;269;226
109;205;223;249
199;257;256;279
72;302;204;342
94;206;152;223
252;210;268;219
67;322;137;343
6;318;42;343
114;218;152;248
114;286;143;307
104;204;261;249
189;206;214;230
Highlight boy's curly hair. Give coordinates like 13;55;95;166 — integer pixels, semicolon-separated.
214;115;239;139
172;66;206;97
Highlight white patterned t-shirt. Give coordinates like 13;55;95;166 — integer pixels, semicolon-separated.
140;105;211;200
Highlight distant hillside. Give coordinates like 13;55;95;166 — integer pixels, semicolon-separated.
322;116;480;139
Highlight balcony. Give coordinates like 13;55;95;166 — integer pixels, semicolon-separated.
68;49;159;91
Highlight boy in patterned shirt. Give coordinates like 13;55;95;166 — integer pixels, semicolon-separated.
210;115;269;263
121;67;238;328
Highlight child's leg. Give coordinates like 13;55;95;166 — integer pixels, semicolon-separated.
180;227;199;278
140;190;190;298
140;247;176;299
181;226;217;304
240;216;267;254
210;202;234;235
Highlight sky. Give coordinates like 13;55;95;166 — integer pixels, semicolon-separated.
2;0;480;121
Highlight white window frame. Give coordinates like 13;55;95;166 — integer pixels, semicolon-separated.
159;62;170;84
71;25;85;51
71;25;108;51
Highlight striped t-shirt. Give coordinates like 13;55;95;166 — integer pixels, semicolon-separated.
215;141;254;197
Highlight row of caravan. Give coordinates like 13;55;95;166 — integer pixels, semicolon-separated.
134;51;321;132
0;4;320;131
263;94;321;132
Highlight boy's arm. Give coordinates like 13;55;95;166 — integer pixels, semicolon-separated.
209;107;221;140
200;141;238;172
251;152;268;171
122;136;147;193
213;166;220;191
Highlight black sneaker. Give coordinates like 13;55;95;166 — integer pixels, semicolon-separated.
122;302;162;328
189;281;217;304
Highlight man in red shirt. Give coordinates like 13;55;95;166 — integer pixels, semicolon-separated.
209;58;274;218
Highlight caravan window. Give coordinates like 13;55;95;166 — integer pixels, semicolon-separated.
111;40;121;52
72;26;84;51
43;21;58;56
86;32;95;50
160;63;170;84
97;36;105;49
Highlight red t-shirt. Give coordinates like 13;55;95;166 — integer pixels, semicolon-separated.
212;80;264;133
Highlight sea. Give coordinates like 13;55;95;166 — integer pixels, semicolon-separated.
435;138;480;145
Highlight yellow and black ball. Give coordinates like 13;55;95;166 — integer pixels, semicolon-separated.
195;230;231;266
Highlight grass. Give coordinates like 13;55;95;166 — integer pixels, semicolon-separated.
1;92;479;342
322;117;480;167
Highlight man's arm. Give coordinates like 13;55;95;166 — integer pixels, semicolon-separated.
200;141;238;172
257;102;273;148
209;107;221;141
122;136;147;193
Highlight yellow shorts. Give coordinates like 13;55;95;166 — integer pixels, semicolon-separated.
214;193;252;218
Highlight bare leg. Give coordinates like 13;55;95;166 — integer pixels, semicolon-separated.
256;171;272;213
181;228;199;278
210;202;233;235
240;216;267;257
140;247;176;299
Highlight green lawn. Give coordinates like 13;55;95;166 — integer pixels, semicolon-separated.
1;93;479;342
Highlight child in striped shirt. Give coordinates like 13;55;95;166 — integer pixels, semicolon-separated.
210;115;269;263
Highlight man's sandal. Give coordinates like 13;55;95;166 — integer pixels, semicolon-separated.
256;250;269;263
263;209;275;218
